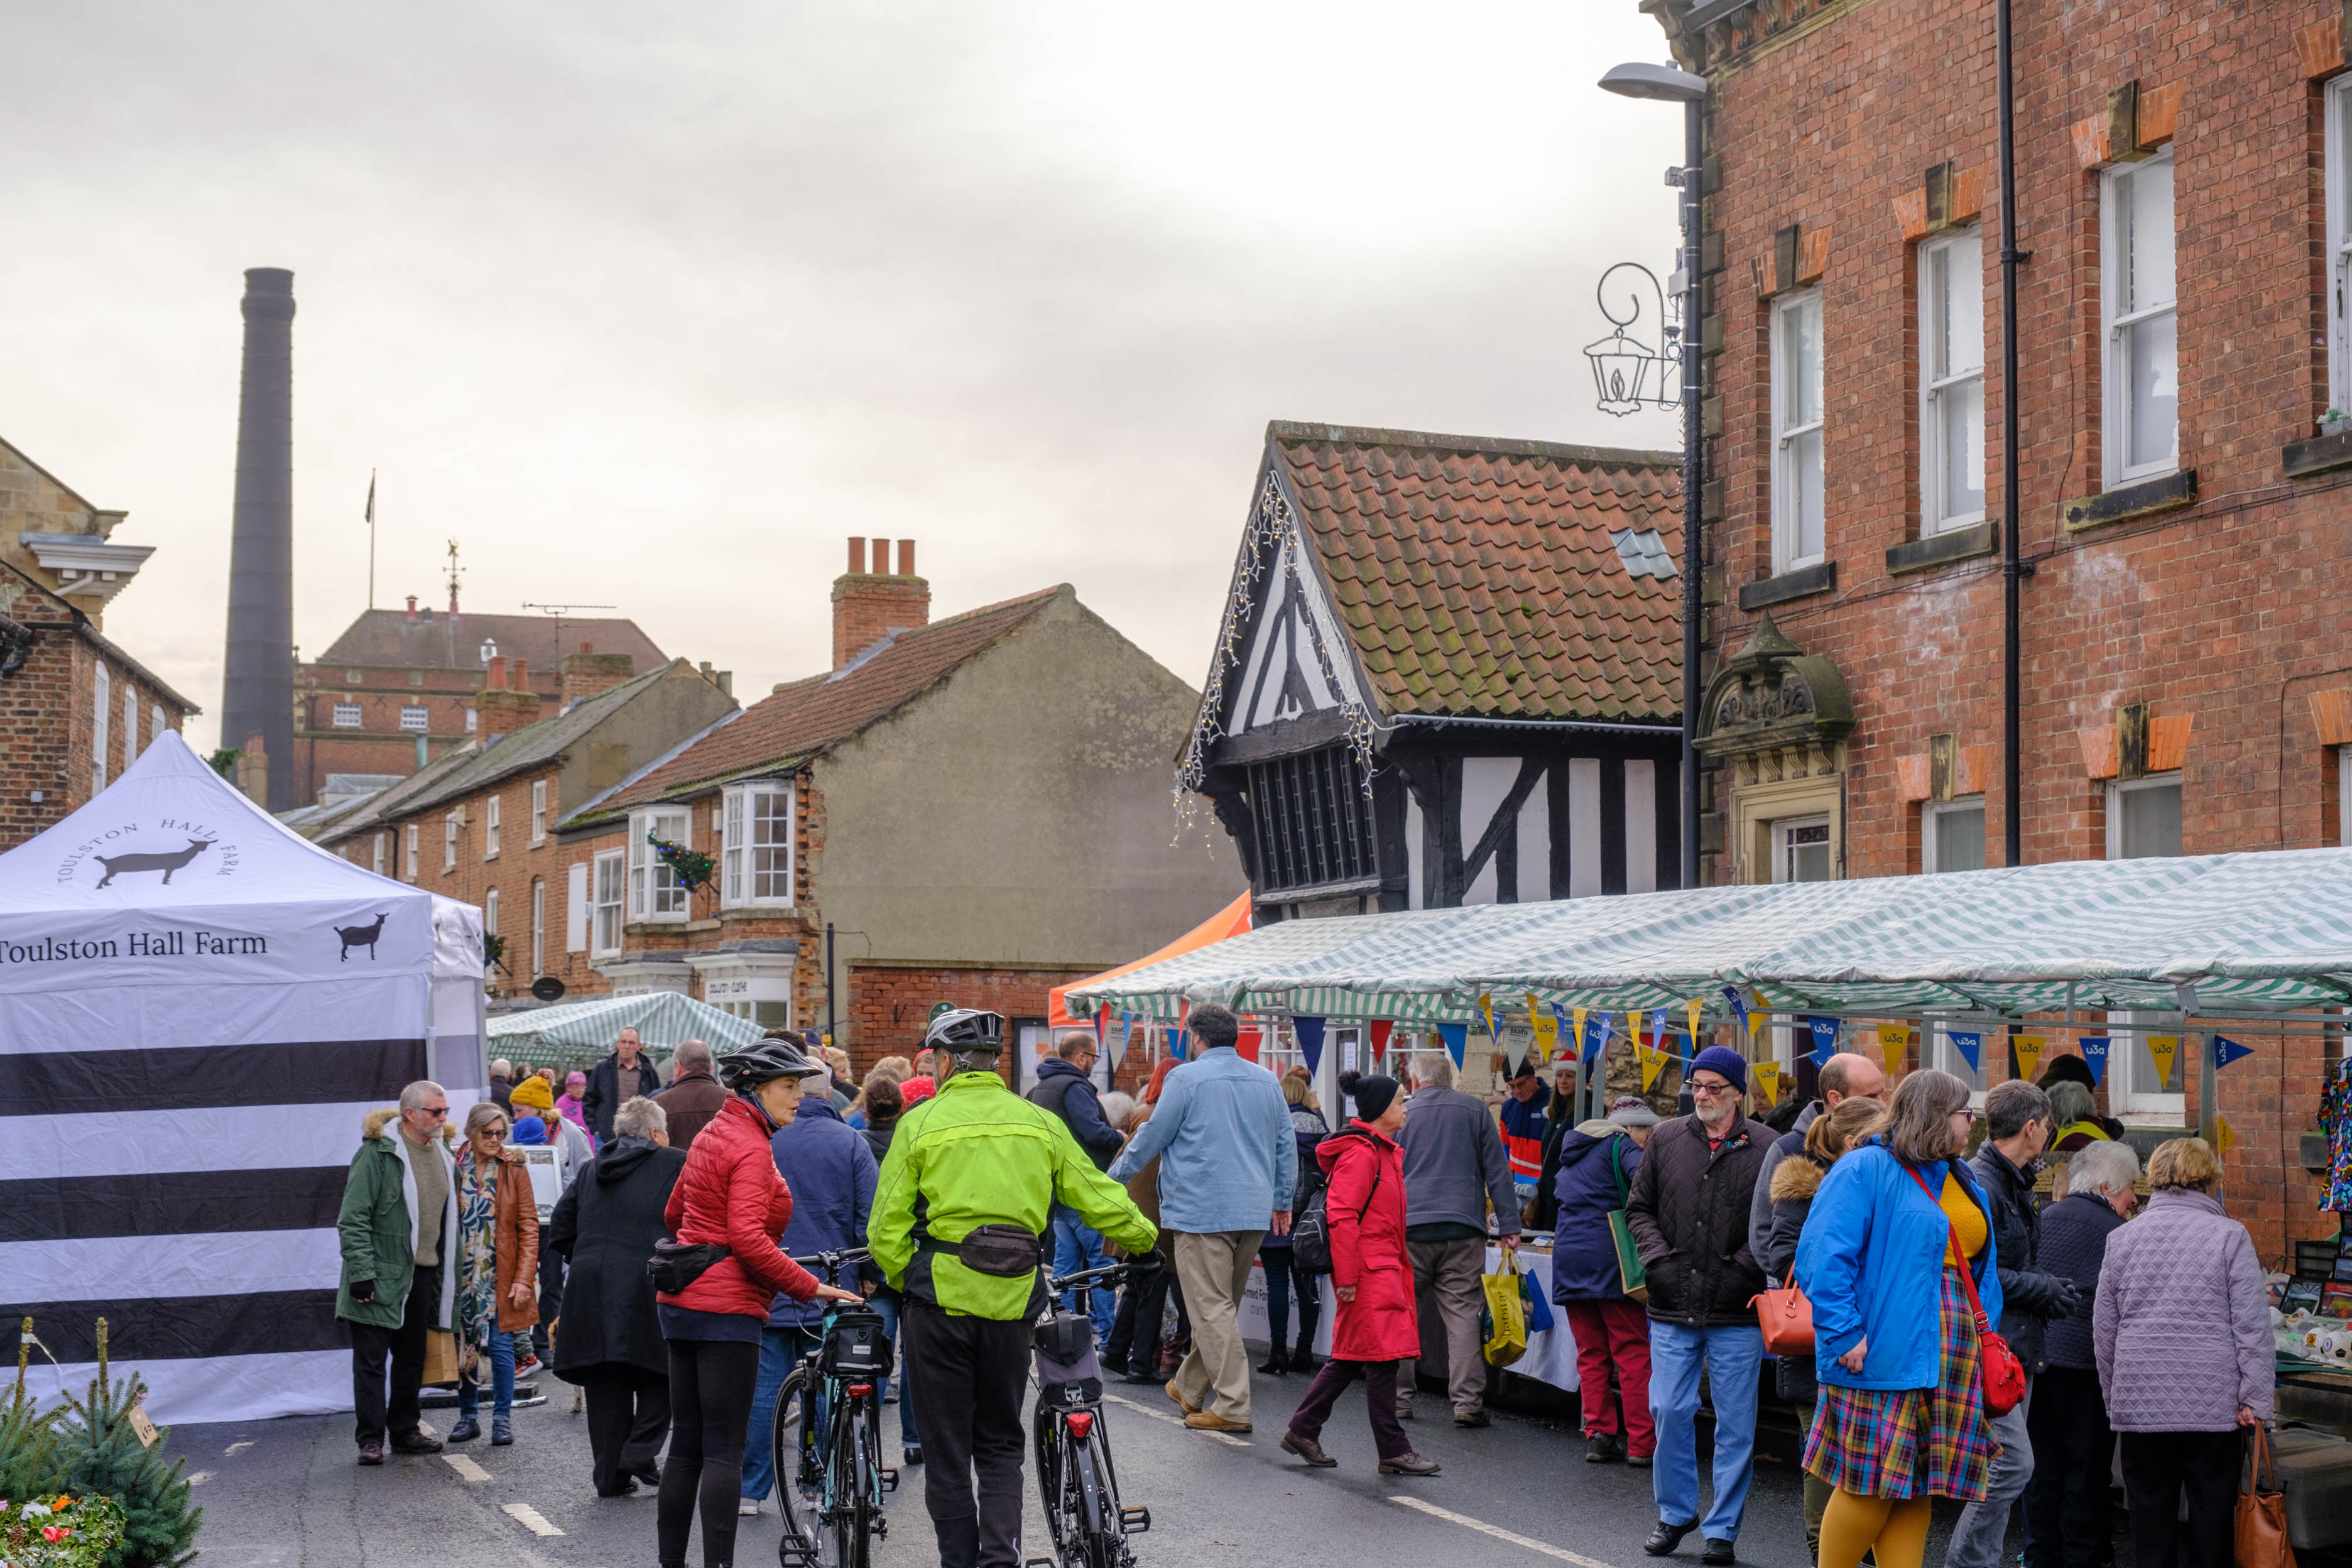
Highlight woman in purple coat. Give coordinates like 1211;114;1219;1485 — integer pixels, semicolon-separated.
1550;1096;1660;1464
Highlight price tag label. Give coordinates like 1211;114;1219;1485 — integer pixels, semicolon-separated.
129;1400;159;1449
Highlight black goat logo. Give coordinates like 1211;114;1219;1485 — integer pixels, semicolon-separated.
92;837;214;889
336;913;389;962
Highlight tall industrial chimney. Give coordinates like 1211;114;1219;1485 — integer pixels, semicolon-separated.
220;268;297;810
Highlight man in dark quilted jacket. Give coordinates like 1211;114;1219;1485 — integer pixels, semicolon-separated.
1624;1046;1775;1568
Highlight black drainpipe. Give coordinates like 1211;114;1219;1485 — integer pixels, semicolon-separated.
1998;0;2028;866
1681;89;1706;891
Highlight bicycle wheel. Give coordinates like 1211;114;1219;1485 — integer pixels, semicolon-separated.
1033;1405;1073;1557
771;1367;820;1564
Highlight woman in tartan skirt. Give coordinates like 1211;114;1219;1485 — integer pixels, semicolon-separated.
1795;1070;2005;1568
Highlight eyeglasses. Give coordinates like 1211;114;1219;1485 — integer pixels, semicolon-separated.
1689;1078;1737;1096
419;1106;450;1119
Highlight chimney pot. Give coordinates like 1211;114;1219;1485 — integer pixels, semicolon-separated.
847;537;866;575
405;595;418;620
831;545;932;670
579;640;592;654
898;538;917;575
871;538;892;577
487;654;508;690
513;658;529;690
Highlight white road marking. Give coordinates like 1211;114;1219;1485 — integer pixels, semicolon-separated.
501;1503;564;1537
1099;1392;1250;1447
444;1454;493;1483
222;1442;253;1456
186;1471;213;1486
1387;1495;1617;1568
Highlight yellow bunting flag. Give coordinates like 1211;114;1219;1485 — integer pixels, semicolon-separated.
1748;991;1768;1041
1687;998;1704;1045
1631;1010;1646;1052
1480;993;1497;1042
2145;1036;2180;1089
1753;1060;1782;1106
1572;1008;1588;1054
2215;1116;2238;1157
1529;995;1558;1062
2013;1035;2046;1083
1640;1043;1667;1093
1879;1023;1912;1072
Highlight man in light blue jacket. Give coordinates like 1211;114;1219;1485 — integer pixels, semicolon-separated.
1108;1004;1295;1433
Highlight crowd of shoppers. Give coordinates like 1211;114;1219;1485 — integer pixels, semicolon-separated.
342;1016;2291;1568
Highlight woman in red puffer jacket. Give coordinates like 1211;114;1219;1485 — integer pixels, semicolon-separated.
656;1037;860;1568
1278;1072;1441;1478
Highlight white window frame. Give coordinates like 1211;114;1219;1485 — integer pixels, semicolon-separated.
592;848;626;956
1925;1015;1990;1102
1922;795;1988;874
2106;1011;2187;1121
1771;288;1826;574
2106;771;2184;861
484;794;502;859
372;832;388;876
628;808;691;922
721;780;797;909
332;702;362;729
484;885;499;938
465;708;477;734
1919;227;1987;534
530;779;548;846
2101;150;2179;487
1770;814;1833;883
151;704;166;744
92;660;110;793
531;878;546;976
122;681;140;766
404;823;420;883
443;811;460;874
400;704;428;733
2328;77;2352;418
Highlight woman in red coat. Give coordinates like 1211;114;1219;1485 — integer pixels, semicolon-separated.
656;1035;861;1568
1279;1073;1442;1476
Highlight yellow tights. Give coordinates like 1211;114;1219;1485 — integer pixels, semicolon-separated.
1817;1488;1932;1568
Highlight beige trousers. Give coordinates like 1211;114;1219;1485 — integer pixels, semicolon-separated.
1400;1234;1490;1417
1169;1229;1265;1424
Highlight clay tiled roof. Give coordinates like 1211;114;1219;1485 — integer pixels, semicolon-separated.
1270;422;1683;723
565;586;1066;826
315;610;666;674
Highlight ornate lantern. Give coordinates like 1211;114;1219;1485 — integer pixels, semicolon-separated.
1584;262;1682;417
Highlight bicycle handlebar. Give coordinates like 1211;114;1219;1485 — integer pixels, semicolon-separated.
788;1246;874;1287
1047;1259;1143;1294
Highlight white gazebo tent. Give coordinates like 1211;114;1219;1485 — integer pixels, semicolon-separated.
0;731;486;1425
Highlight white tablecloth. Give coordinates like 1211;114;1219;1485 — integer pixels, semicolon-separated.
1236;1244;1580;1393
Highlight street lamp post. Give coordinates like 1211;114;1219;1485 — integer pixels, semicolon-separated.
1598;61;1709;896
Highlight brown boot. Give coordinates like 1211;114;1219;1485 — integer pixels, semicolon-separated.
1379;1451;1442;1476
1281;1431;1337;1467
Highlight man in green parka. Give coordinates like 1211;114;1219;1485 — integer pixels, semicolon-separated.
337;1079;461;1464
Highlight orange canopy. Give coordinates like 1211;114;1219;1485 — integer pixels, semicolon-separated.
1047;891;1253;1030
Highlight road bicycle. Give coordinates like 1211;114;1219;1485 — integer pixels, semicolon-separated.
772;1246;898;1568
1031;1258;1154;1568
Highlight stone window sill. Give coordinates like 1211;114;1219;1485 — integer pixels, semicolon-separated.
2284;429;2352;480
2061;469;2196;532
1736;560;1836;611
1886;520;1997;576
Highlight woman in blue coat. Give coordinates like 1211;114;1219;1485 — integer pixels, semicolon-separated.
1550;1096;1659;1464
1795;1069;2003;1568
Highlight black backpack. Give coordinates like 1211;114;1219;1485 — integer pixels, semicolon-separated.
1288;1129;1380;1277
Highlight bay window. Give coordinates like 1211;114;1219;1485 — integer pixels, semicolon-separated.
721;780;797;908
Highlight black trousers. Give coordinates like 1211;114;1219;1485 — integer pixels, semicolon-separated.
583;1367;672;1496
2023;1366;2116;1568
657;1338;761;1568
349;1265;438;1446
903;1298;1031;1568
2120;1428;2245;1568
1287;1358;1410;1461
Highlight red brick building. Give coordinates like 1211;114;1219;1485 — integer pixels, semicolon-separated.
0;437;197;851
1648;0;2352;1255
293;602;666;808
557;538;1241;1082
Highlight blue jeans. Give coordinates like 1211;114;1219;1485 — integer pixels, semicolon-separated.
1050;1204;1114;1344
740;1326;820;1502
456;1330;516;1423
1648;1322;1764;1542
870;1293;918;1448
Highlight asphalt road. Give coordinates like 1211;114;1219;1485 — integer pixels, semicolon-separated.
167;1364;1990;1568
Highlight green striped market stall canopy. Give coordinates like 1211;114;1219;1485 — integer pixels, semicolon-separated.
486;991;766;1074
1065;848;2352;1026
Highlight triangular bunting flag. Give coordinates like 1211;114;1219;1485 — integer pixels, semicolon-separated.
1294;1016;1327;1077
1581;1011;1611;1066
1723;986;1750;1035
2215;1116;2238;1156
1807;1016;1839;1066
1480;993;1498;1042
1639;1043;1666;1093
1630;1010;1645;1052
1949;1030;1982;1072
2214;1035;2254;1070
1650;1010;1671;1057
1369;1019;1394;1062
1753;1060;1782;1106
1437;1021;1467;1068
1687;998;1704;1046
2145;1035;2179;1088
2013;1034;2046;1083
1529;996;1558;1064
2079;1036;2110;1086
1878;1023;1911;1072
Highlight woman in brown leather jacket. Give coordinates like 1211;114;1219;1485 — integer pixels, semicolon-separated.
451;1100;540;1446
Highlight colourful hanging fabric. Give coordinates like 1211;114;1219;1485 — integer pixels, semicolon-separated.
2319;1056;2352;1212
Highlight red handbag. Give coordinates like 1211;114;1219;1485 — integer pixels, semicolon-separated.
1750;1279;1815;1357
1908;1167;2027;1417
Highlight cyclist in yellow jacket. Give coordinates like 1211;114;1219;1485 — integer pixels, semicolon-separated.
871;1007;1158;1568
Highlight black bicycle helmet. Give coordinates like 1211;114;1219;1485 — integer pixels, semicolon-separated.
717;1034;826;1093
923;1007;1004;1055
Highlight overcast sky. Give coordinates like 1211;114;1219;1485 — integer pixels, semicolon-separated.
7;1;1685;751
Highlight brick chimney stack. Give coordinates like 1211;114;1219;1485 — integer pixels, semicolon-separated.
832;535;929;670
561;641;635;708
474;651;543;736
